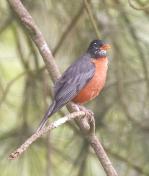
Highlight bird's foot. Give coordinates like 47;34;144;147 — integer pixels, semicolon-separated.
77;105;95;134
71;103;95;134
77;105;94;119
71;103;94;121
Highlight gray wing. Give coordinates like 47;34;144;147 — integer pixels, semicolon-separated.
52;53;95;112
36;53;95;131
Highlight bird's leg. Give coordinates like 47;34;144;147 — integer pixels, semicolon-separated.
77;105;95;134
77;105;94;116
71;103;94;122
71;103;95;134
76;105;94;123
71;103;81;112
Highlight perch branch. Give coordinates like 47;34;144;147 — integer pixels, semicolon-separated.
9;111;86;160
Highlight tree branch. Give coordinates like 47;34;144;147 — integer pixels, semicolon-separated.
9;111;85;160
8;0;61;82
88;135;118;176
7;0;118;175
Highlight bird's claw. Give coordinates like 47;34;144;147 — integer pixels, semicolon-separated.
77;105;94;118
71;103;94;122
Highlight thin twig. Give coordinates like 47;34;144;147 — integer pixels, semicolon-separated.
0;15;13;34
0;72;25;107
53;4;84;55
84;0;100;38
128;0;149;10
9;111;86;160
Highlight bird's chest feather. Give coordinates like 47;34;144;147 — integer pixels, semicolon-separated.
73;57;108;104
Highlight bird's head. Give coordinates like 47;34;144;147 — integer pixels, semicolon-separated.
87;39;111;59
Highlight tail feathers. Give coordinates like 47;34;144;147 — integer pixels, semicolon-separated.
36;101;56;132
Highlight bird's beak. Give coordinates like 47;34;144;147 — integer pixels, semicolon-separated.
100;44;111;50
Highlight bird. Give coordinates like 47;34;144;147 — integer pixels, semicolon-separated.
36;39;111;132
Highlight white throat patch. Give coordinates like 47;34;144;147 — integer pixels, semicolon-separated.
99;50;107;57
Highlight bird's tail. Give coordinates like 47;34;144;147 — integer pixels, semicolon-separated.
36;101;56;132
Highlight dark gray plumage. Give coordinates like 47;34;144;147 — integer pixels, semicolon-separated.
37;53;95;131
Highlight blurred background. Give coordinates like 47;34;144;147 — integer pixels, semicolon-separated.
0;0;149;175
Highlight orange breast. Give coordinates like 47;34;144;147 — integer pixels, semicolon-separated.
73;57;108;104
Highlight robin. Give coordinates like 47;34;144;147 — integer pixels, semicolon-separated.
37;39;111;131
